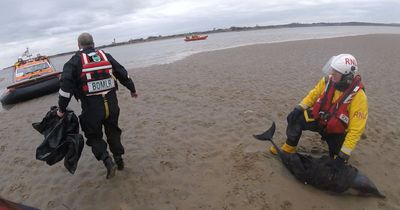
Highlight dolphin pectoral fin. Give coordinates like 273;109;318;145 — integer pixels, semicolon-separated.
253;122;276;141
351;172;386;198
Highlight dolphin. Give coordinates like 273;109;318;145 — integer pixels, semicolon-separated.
254;122;385;198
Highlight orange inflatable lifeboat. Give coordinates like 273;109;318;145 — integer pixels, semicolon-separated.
1;53;61;105
184;35;208;42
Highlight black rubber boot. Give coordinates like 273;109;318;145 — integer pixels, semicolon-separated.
103;156;117;179
114;155;124;170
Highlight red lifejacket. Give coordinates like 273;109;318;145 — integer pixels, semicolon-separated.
311;75;363;134
80;50;115;96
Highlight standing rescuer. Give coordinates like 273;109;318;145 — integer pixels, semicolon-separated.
57;32;138;179
270;54;368;166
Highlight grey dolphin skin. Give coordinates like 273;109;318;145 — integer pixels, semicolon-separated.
253;122;385;198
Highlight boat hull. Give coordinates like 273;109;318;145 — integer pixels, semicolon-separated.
1;76;60;105
184;35;208;41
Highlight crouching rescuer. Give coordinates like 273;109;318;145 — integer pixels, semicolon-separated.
57;33;138;179
270;54;368;166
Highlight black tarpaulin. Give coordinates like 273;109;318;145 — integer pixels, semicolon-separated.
33;106;84;174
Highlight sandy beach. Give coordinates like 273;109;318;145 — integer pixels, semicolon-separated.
1;34;399;210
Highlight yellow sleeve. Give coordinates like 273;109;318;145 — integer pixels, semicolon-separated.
299;77;327;109
340;90;368;156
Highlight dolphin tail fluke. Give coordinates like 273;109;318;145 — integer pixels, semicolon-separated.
253;122;276;141
253;122;287;159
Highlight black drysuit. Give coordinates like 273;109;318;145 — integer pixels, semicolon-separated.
58;48;136;161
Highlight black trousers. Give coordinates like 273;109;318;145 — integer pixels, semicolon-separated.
79;91;124;161
286;112;345;158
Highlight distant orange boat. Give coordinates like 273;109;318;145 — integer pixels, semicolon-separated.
184;35;208;42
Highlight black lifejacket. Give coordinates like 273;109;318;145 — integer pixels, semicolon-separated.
80;50;115;96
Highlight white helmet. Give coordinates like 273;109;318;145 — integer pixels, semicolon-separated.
322;54;358;75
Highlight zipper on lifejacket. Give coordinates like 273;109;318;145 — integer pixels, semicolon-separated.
102;94;110;119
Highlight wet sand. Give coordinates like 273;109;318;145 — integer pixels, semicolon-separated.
0;34;399;210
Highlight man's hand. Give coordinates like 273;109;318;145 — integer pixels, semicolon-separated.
332;156;346;172
332;152;349;172
337;151;350;162
131;91;138;98
57;110;64;118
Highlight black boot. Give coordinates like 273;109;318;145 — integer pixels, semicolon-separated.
114;155;124;170
103;156;117;179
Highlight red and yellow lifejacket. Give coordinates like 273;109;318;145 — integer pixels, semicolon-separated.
80;50;115;96
311;75;363;134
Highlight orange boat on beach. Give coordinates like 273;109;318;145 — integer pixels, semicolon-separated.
184;35;208;42
1;50;61;105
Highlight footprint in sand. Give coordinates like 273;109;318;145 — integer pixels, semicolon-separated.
281;200;292;210
361;133;367;139
160;160;178;171
13;156;27;165
0;145;6;152
375;128;381;134
8;183;27;194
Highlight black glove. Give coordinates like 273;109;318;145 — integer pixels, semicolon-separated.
331;155;348;172
286;106;303;124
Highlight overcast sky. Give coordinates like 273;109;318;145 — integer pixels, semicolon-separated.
1;0;399;68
